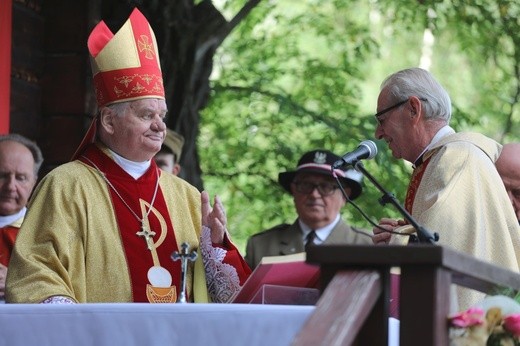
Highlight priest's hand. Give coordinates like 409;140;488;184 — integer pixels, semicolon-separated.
372;218;406;245
201;191;228;245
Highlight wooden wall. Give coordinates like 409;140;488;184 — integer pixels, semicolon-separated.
10;0;91;176
10;0;44;142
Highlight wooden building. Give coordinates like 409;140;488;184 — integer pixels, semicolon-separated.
3;0;96;176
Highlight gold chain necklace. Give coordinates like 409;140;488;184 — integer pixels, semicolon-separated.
81;155;160;239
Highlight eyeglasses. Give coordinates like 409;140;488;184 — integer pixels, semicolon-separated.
292;181;339;196
375;97;427;126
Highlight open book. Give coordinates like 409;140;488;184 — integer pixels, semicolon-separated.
231;252;320;304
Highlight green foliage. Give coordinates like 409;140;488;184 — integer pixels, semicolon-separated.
201;0;520;252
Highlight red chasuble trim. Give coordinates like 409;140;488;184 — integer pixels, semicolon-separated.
404;156;433;216
222;247;252;285
0;225;18;267
213;237;252;285
80;144;181;302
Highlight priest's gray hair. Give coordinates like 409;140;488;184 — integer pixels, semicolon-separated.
0;133;44;177
380;67;452;123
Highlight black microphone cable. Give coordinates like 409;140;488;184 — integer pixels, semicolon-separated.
331;169;414;242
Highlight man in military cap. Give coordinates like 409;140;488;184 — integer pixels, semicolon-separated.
154;129;184;176
245;149;372;269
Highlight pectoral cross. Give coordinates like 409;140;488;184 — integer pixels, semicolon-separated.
136;227;156;251
171;242;198;303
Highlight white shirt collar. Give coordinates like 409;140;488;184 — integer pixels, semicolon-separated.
0;208;26;228
299;214;341;245
413;125;455;167
108;149;151;179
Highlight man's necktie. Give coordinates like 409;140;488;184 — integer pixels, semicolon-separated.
305;230;316;251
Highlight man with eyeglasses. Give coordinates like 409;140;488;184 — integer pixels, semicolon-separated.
371;67;520;311
244;149;372;269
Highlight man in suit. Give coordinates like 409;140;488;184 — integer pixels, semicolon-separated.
245;149;372;269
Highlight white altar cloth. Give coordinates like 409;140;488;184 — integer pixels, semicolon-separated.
0;303;314;346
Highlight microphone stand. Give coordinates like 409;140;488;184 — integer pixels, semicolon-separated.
354;161;439;244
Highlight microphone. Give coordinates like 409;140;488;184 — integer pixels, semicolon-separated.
332;140;378;168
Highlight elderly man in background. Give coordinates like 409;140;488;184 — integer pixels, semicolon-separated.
6;8;250;304
371;67;520;311
245;149;372;269
154;129;184;176
0;134;43;301
496;143;520;223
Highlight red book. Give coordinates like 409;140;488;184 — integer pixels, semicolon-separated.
231;253;320;304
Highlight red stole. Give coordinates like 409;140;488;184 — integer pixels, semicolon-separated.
404;156;433;215
0;225;18;267
391;157;433;317
80;144;181;302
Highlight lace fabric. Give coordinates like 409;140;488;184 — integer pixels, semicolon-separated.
42;296;76;304
200;226;241;303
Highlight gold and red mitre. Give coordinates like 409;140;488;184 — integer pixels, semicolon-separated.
87;7;165;107
71;8;165;160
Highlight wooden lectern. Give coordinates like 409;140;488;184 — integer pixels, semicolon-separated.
292;244;520;346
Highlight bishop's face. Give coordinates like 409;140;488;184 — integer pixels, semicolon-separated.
106;98;168;162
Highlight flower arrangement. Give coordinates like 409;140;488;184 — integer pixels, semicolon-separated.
449;295;520;345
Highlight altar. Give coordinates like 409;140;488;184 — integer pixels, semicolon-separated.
0;303;314;345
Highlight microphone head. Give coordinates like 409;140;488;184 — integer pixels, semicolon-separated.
359;140;378;160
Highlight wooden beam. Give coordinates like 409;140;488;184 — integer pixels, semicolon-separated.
292;270;386;346
0;0;12;133
302;245;520;345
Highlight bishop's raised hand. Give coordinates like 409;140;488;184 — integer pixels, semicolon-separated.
201;191;228;244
